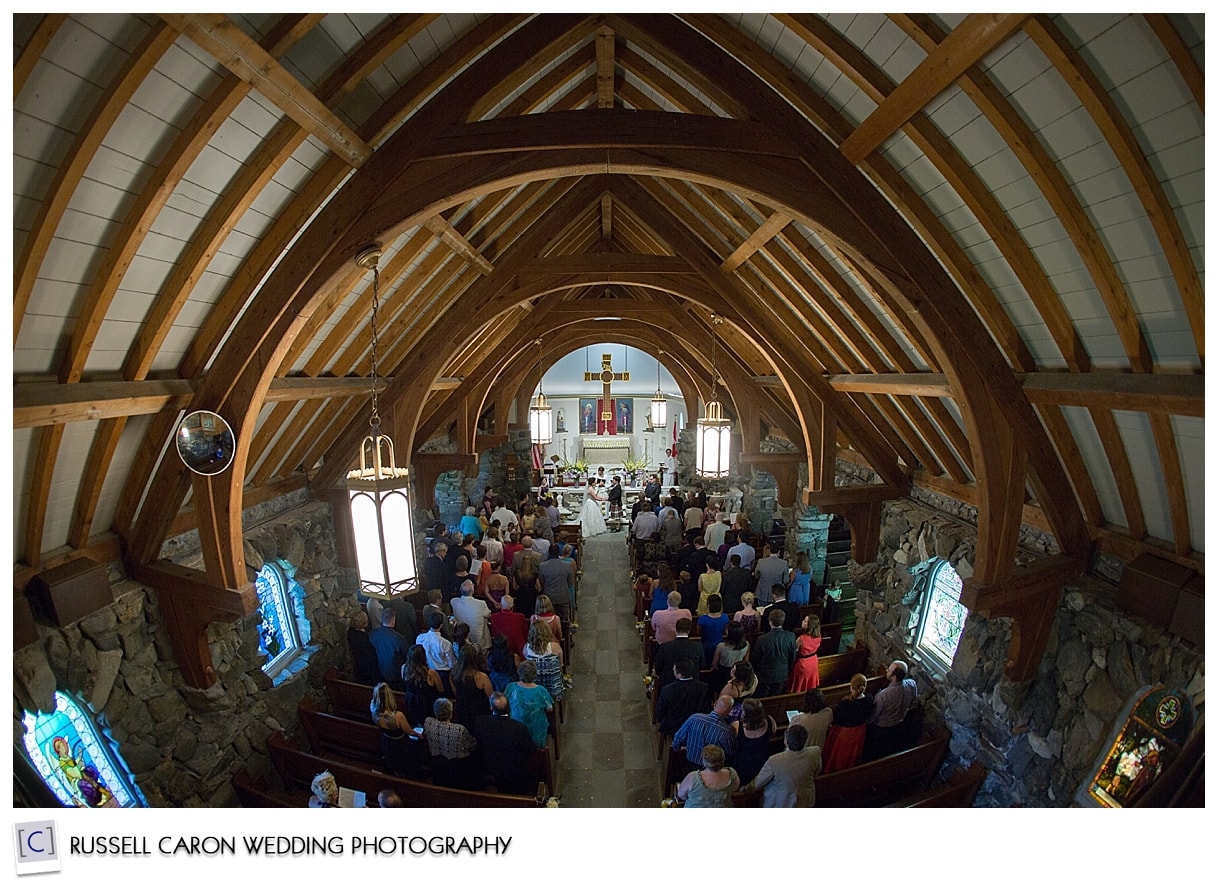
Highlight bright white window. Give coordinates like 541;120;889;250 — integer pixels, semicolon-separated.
255;562;304;680
22;691;147;807
915;559;968;669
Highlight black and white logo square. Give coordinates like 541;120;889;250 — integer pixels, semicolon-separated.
13;821;61;875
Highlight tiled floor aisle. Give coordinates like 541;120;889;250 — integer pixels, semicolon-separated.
554;530;660;807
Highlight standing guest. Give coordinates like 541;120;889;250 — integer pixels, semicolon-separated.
704;511;729;554
369;607;411;688
753;544;790;606
730;697;779;787
544;496;560;531
523;621;565;704
864;660;919;761
822;673;875;772
486;634;519;693
652;617;704;693
692;482;708;510
480;487;497;521
451;580;493;650
719;661;758;716
490;594;529;659
656;656;713;737
449;556;472;603
720;553;751;615
709;621;750;697
401;644;445;728
505;660;554;748
644;474;662;507
734;592;762;642
538;544;574;623
481;524;504;565
787;615;823;692
632;502;660;540
743;723;823;807
729;532;756;571
683;498;704;533
490;500;518;532
485;559;509;609
422;589;453;641
661;508;684;557
789;688;834;750
697;594;729;668
531;529;552;560
751;609;797;697
458;506;483;541
450;643;494;730
346;609;380;686
472;692;538;795
696;558;723;616
371;682;418;778
423;541;450;597
677;568;699;613
422;698;478;790
676;744;739;808
531;595;564;641
671;695;738;775
786;550;815;605
759;583;801;633
414;611;455;691
502;528;523;570
651;591;693;644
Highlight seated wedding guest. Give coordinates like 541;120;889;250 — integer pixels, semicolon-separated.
743;722;822;807
505;660;554;748
822;673;875;772
377;789;402;808
675;744;739;808
422;697;479;790
730;697;779;787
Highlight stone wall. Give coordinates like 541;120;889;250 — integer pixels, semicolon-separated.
13;500;361;807
849;496;1205;807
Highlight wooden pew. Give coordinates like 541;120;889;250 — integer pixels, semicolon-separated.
233;767;306;807
266;731;547;808
814;728;951;808
888;762;987;808
758;674;886;723
298;703;555;798
323;667;561;760
816;646;870;687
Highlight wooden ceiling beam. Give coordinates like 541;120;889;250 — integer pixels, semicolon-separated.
424;215;495;274
835;13;1029;164
595;25;616;108
1148;412;1192;557
601;194;613;241
720;211;792;273
1144;14;1203;112
160;14;372;166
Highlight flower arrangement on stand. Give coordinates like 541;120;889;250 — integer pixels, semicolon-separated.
621;454;650;486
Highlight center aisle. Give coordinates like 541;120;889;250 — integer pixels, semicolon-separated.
554;530;660;807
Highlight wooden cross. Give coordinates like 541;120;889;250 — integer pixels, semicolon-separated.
584;353;629;422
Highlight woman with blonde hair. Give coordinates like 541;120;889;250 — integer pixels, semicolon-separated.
733;592;761;642
309;770;339;808
370;682;416;777
481;523;504;565
523;620;564;703
821;673;874;772
531;594;563;641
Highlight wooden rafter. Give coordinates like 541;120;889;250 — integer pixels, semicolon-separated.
595;25;616;108
160;14;372;166
1143;14;1203;113
720;211;792;273
601;193;613;240
1148;412;1191;556
1088;407;1146;540
835;13;1029;164
13;13;67;98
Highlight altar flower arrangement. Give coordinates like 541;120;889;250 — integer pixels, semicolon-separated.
621;454;650;484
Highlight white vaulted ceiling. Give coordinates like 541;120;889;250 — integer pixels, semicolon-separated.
10;13;1204;582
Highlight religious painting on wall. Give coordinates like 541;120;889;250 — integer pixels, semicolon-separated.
1077;684;1195;807
616;398;633;434
579;398;597;434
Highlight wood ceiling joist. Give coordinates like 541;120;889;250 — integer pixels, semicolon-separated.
465;15;596;122
681;14;1036;373
720;210;793;273
1147;412;1191;556
1087;407;1146;540
898;14;1152;375
1026;16;1204;363
831;13;1029;164
13;13;68;98
1144;14;1204;113
14;22;177;344
423;215;495;275
595;25;616;109
791;14;1095;374
600;194;613;241
160;14;372;166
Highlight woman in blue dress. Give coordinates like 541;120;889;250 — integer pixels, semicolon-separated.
787;551;813;606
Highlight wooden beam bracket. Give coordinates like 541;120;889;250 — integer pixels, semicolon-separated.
128;560;257;689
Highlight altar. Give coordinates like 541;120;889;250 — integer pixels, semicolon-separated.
579;436;631;467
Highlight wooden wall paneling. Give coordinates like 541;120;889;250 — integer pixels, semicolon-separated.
1026;15;1204;362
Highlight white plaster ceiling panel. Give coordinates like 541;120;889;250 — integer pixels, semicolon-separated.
39;420;101;555
1171;415;1205;553
1114;409;1172;543
12;429;35;555
1059;405;1126;531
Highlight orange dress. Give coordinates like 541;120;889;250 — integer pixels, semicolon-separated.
786;633;822;692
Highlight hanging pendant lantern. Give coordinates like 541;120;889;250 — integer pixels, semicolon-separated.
650;356;667;430
528;338;553;445
696;314;732;479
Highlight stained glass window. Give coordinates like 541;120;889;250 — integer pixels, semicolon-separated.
255;562;302;678
22;692;147;808
915;560;967;669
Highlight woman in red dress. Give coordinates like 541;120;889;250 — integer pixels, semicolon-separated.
821;673;874;773
786;615;823;692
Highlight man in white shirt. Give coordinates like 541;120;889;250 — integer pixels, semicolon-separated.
704;511;729;550
450;579;492;649
415;610;455;690
490;502;518;531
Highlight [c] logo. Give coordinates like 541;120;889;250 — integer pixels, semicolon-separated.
12;821;61;876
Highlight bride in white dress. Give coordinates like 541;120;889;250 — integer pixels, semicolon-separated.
579;480;608;537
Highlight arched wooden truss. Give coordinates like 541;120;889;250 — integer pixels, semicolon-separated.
13;13;1204;685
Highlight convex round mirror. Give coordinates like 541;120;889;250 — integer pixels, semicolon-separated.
176;410;236;476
